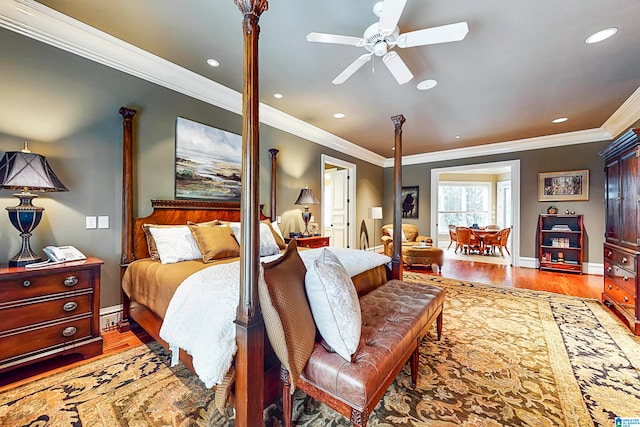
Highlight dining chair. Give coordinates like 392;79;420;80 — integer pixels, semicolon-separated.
497;227;511;257
455;226;480;254
485;224;500;230
447;224;457;250
484;227;511;257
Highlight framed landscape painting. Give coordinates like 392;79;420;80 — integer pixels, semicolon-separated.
538;170;589;201
175;117;242;201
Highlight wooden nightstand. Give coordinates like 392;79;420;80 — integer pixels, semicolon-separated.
0;257;103;374
286;236;330;249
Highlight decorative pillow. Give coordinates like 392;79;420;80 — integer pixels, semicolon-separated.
258;240;316;391
305;248;361;361
263;220;286;249
229;222;281;256
142;223;195;260
187;219;221;227
146;225;202;264
188;224;239;263
387;227;408;242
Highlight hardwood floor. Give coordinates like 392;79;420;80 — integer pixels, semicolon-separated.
0;260;603;391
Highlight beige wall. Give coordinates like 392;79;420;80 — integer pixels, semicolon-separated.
0;28;383;308
383;141;610;263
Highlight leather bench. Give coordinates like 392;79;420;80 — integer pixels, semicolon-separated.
282;279;444;427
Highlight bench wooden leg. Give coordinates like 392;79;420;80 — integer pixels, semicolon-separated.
410;345;419;388
436;311;443;340
350;408;369;427
281;367;293;427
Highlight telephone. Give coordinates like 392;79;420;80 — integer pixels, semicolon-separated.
25;246;86;269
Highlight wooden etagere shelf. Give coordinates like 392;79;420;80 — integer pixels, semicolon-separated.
537;214;584;274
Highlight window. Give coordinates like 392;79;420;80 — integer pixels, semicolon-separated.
438;182;492;233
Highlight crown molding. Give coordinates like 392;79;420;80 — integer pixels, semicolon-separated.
382;128;613;168
0;0;385;167
601;86;640;139
1;1;635;170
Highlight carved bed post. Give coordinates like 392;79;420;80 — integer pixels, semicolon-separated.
118;106;136;332
269;148;279;220
391;115;406;280
234;0;268;425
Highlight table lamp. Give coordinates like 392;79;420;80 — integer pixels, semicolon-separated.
0;143;68;266
294;186;319;237
368;206;383;251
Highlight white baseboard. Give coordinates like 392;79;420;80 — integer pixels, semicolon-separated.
520;257;603;275
99;304;122;331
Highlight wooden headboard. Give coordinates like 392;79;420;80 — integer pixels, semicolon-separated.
131;199;269;260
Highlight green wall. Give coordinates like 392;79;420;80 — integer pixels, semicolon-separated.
383;141;610;263
0;28;383;308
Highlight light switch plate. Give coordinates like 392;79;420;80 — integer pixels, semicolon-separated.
98;215;109;229
86;216;97;229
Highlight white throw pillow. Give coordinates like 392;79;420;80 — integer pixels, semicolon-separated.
387;227;408;242
271;221;285;242
147;225;202;264
305;248;361;361
229;222;281;256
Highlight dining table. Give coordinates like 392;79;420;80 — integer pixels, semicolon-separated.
470;229;500;254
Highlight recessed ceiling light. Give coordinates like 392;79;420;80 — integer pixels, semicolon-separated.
333;112;345;119
417;79;437;90
206;58;220;67
273;93;283;99
586;27;617;44
455;135;461;139
552;117;568;123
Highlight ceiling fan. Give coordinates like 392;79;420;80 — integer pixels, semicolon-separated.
306;0;469;85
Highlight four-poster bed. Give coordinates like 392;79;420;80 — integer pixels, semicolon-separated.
116;2;412;425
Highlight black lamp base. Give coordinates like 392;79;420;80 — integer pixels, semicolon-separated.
7;192;44;267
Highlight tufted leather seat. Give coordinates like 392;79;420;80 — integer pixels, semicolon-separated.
282;280;444;427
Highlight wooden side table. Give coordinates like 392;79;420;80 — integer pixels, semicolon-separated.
0;257;104;373
286;236;330;249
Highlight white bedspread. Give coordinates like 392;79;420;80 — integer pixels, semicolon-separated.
159;247;390;388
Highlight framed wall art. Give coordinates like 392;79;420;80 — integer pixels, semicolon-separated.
401;186;419;218
538;169;589;201
175;117;242;201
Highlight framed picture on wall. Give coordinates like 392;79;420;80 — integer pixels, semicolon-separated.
401;186;419;218
538;169;589;201
175;117;242;201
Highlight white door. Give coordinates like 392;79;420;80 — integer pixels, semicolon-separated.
326;168;349;248
497;180;512;228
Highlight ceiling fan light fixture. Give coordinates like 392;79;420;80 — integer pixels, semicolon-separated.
374;41;388;56
585;27;617;44
417;79;437;90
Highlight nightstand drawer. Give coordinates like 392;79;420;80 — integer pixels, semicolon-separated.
0;293;93;334
0;269;91;302
0;316;92;362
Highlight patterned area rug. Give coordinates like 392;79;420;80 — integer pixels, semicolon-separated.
1;275;639;426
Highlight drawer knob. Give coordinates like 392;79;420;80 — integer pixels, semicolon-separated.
623;276;629;281
22;280;31;287
624;296;629;303
608;251;613;257
622;257;628;264
62;326;77;337
63;301;78;312
608;284;613;290
607;267;612;272
64;276;79;287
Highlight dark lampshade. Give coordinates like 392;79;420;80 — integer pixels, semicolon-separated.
0;144;68;266
294;187;320;237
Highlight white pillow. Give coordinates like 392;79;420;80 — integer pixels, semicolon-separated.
387;227;408;242
148;225;202;264
229;222;280;256
305;248;361;361
271;221;285;242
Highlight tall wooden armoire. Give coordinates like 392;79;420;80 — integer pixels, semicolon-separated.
600;128;640;335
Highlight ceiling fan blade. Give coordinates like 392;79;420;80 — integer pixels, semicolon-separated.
396;22;469;48
382;51;413;84
306;32;366;47
378;0;408;34
332;54;373;85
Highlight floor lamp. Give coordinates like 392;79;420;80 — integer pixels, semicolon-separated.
368;206;383;252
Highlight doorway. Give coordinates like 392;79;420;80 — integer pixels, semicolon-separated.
430;160;520;266
321;154;356;248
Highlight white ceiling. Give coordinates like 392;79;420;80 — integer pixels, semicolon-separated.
6;0;640;163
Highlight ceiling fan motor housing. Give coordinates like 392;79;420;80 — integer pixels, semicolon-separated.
363;22;399;56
